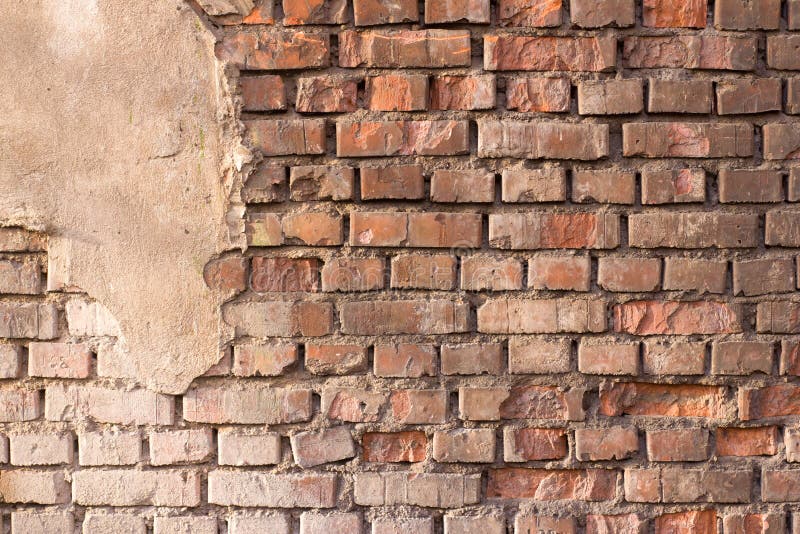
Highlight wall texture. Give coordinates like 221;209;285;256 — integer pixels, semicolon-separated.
4;0;800;532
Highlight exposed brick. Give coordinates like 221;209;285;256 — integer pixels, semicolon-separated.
628;213;759;248
478;121;609;160
768;36;800;70
209;472;338;507
250;257;320;292
340;30;471;68
654;511;716;534
576;426;638;461
433;428;496;462
663;258;726;294
223;301;334;337
228;515;291;534
489;213;620;249
289;166;354;201
431;170;495;203
757;301;800;333
717;79;781;115
587;514;646;534
487;468;617;501
444;516;505;534
306;343;368;375
300;513;362;534
643;341;706;375
515;515;577;534
0;302;57;340
641;169;706;204
373;343;437;378
218;429;281;466
460;385;584;421
216;32;329;70
353;0;417;25
642;0;707;27
365;75;428;111
740;384;800;419
788;79;800;115
361;165;424;201
0;344;21;378
722;514;784;534
233;342;298;376
10;432;72;465
505;77;570;112
624;36;757;70
782;340;800;375
282;0;348;25
598;258;661;292
150;429;213;466
45;384;173;425
648;80;713;114
245;119;326;156
78;430;142;466
73;469;201;507
572;170;635;204
0;259;40;294
614;301;742;335
363;431;427;462
484;36;616;72
354;472;480;507
240;75;286;111
246;212;282;246
578;79;643;115
646;428;708;461
321;257;384;292
766;211;800;246
204;256;248;295
28;342;91;378
734;259;794;295
431;75;496;110
441;343;503;375
764;124;800;160
478;298;605;334
153;516;217;534
337;121;469;157
290;426;356;467
425;0;490;23
528;255;591;291
12;511;73;533
508;338;571;374
0;227;46;252
791;0;800;29
719;168;783;204
504;427;567;461
460;255;523;291
83;513;147;534
322;388;386;423
570;0;634;27
600;382;729;418
340;300;469;335
183;385;312;424
763;470;800;501
578;342;639;375
295;77;357;113
502;168;566;203
624;122;753;158
372;518;434;534
715;0;780;29
717;426;778;457
391;389;447;424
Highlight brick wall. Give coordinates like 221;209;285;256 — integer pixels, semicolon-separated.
4;0;800;531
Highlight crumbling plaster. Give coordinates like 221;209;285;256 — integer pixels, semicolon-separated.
0;0;249;393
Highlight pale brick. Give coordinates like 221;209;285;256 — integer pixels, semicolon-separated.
182;385;311;424
290;426;356;467
73;469;201;506
82;513;146;534
45;384;174;425
301;512;363;534
11;512;73;534
433;429;496;463
28;341;92;378
209;472;338;507
9;432;72;465
0;470;70;504
78;430;142;466
154;516;218;534
150;428;214;466
218;429;281;466
228;515;291;534
354;472;481;507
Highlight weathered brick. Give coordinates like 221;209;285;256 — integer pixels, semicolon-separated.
575;426;638;461
204;256;248;296
578;342;639;375
28;342;91;378
624;122;753;158
12;511;72;533
374;344;437;377
508;338;571;374
0;302;57;339
45;384;173;425
340;30;471;68
0;227;46;252
515;515;577;534
0;259;40;294
654;511;716;534
487;468;617;501
218;429;281;466
578;79;643;115
757;301;800;333
365;75;428;111
362;431;427;463
763;124;800;160
444;516;505;534
340;300;469;335
587;515;646;534
0;345;21;378
528;255;591;291
766;211;800;246
460;385;584;421
433;428;496;462
321;257;384;292
642;0;707;27
290;426;356;467
485;36;616;71
353;0;418;25
505;77;570;112
337;121;469;157
290;166;354;201
763;470;800;501
73;470;201;507
643;341;706;375
183;385;312;424
717;79;781;115
648;80;713;114
614;301;742;335
629;213;759;248
461;255;523;291
150;429;213;466
720;169;783;203
572;170;635;204
153;516;217;534
570;0;634;27
740;384;800;419
246;212;282;246
83;513;147;534
306;344;367;375
228;515;291;534
361;165;424;200
479;121;609;160
504;427;567;461
431;170;495;203
240;75;285;111
489;213;619;249
372;518;434;534
223;300;333;337
354;472;481;507
598;257;661;292
791;0;800;29
245;119;326;156
250;257;319;293
300;513;362;534
209;472;338;507
283;0;348;25
663;258;726;294
390;389;447;424
502;168;565;203
716;426;779;457
215;0;275;24
722;514;784;534
78;430;142;466
782;340;800;375
441;343;503;375
768;36;800;70
431;75;496;110
242;166;286;204
324;387;386;422
600;382;729;418
715;0;780;29
641;169;706;204
216;32;329;70
647;429;708;461
478;298;605;334
734;259;794;295
10;432;72;465
295;77;357;113
425;0;490;23
233;343;298;377
786;428;800;462
789;79;800;116
624;36;757;70
498;0;561;26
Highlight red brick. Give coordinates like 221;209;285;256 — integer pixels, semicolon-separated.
245;119;326;156
646;429;708;461
598;257;661;292
282;0;347;24
223;301;334;337
460;385;584;421
587;514;646;534
782;340;800;375
391;389;447;424
320;257;384;292
484;36;616;71
391;254;457;290
425;0;490;23
282;212;343;245
642;0;707;27
716;426;778;457
570;0;635;27
768;36;800;70
575;427;638;460
785;428;800;461
572;170;635;204
624;36;757;70
629;213;759;248
614;301;741;335
578;79;643;115
0;259;41;294
655;511;716;534
353;0;418;25
643;341;706;375
766;211;800;246
204;256;247;295
337;121;469;157
365;75;428;111
295;77;357;113
433;428;496;462
715;0;780;29
791;0;800;29
508;338;571;374
290;426;355;467
717;79;781;115
624;122;753;158
505;77;570;112
528;255;591;291
490;212;619;249
461;255;523;291
578;342;639;375
431;75;495;110
503;427;567;461
763;124;800;160
515;516;577;534
340;300;469;335
487;468;617;501
183;385;311;424
719;169;783;204
240;75;285;111
478;298;605;334
648;80;713;114
624;469;660;502
757;301;800;333
28;342;91;379
290;165;354;201
410;213;482;247
659;468;751;503
362;431;427;462
734;259;794;295
305;344;367;375
361;165;424;200
373;344;437;377
722;514;784;534
246;212;282;246
216;32;329;70
498;0;562;26
663;258;725;294
350;212;406;246
323;387;386;422
441;343;503;375
250;257;319;292
479;121;609;160
431;170;495;203
641;169;706;204
600;382;729;418
739;384;800;419
762;470;800;501
340;30;471;68
502;168;565;203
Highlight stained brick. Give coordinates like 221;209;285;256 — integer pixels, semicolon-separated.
767;36;800;70
353;0;417;25
498;0;562;26
479;121;609;160
478;298;605;333
289;166;354;201
218;429;281;466
763;124;800;160
487;468;617;501
282;0;348;25
578;79;643;115
363;431;427;463
223;301;334;337
642;0;707;27
624;36;757;70
45;384;173;425
575;427;638;460
715;0;780;29
232;343;298;376
340;300;469;334
441;343;503;375
296;77;357;113
648;80;713;114
360;165;425;200
623;122;753;158
505;77;570;112
716;426;779;457
337;121;469;157
461;255;523;291
641;169;706;204
425;0;490;23
340;30;471;68
502;168;565;203
431;75;496;110
600;382;730;418
240;75;285;111
365;75;428;111
733;259;794;295
431;170;495;203
485;36;616;72
216;32;329;70
489;212;619;249
629;213;759;248
504;427;567;461
528;255;591;291
245;119;326;156
717;79;781;115
570;0;634;27
321;257;385;292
